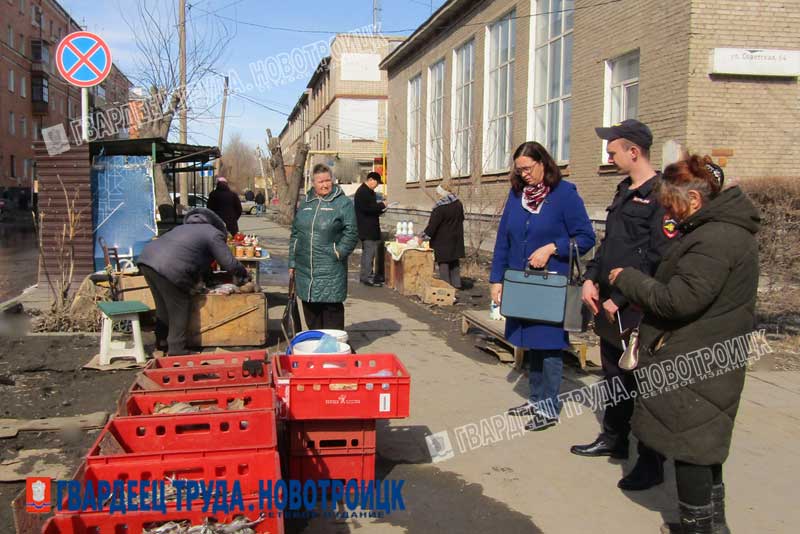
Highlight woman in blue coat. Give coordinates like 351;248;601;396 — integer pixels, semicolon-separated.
490;141;596;431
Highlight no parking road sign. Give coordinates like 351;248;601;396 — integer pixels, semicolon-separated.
55;31;112;87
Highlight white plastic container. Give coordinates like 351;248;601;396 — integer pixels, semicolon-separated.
291;340;351;355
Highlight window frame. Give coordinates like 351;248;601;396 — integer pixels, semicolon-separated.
601;49;640;162
483;10;516;174
406;74;423;183
426;59;446;181
451;38;475;177
529;0;573;163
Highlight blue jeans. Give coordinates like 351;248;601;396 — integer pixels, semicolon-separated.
527;349;564;419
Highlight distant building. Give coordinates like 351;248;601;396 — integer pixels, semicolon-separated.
279;33;405;186
381;0;800;216
1;0;131;197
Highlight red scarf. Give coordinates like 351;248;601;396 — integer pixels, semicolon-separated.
522;182;550;214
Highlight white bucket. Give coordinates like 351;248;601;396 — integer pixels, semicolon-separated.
315;329;349;343
292;340;351;355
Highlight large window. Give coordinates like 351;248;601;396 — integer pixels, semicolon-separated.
407;75;422;183
20;75;26;98
532;0;573;162
8;111;15;135
603;50;639;161
485;11;516;172
427;60;445;180
606;50;639;126
8;69;14;92
452;40;475;176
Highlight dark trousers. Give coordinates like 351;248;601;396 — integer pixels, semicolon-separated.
600;338;664;462
301;301;345;330
438;260;462;289
600;338;635;435
139;265;192;356
675;461;723;506
360;239;384;282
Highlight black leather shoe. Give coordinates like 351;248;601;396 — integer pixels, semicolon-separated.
525;413;558;431
507;403;535;416
361;280;383;287
570;434;629;459
617;453;664;491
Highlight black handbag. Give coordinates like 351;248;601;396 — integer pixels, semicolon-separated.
281;273;305;343
592;306;641;350
563;240;591;333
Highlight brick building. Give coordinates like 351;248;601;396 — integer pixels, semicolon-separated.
279;33;405;185
1;0;131;196
380;0;800;220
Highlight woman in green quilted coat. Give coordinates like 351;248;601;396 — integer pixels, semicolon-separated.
288;164;358;330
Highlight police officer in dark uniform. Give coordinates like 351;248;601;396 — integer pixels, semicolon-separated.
570;119;677;491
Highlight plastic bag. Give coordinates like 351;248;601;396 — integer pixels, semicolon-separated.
315;334;340;353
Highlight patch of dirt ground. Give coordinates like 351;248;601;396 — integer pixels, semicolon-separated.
0;334;140;530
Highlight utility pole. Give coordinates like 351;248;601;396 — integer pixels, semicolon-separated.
372;0;382;33
178;0;189;206
214;75;229;177
256;145;267;201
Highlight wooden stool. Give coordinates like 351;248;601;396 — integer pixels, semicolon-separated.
97;301;150;366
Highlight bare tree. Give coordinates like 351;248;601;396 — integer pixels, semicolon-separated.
267;129;309;225
120;0;233;204
220;133;259;192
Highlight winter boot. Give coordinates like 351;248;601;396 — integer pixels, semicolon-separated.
711;484;731;534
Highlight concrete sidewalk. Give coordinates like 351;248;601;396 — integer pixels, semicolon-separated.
240;215;799;534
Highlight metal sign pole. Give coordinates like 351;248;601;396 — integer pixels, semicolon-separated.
81;87;89;142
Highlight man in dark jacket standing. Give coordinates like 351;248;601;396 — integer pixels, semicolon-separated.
354;171;386;287
138;208;248;355
207;177;242;235
254;190;266;216
570;119;676;491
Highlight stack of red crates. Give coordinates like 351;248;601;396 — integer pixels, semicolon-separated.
42;350;281;534
271;353;411;484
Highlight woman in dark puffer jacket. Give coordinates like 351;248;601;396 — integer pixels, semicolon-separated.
609;155;760;534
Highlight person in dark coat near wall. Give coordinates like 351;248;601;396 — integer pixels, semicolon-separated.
609;156;759;534
354;171;386;287
207;177;242;235
422;183;466;289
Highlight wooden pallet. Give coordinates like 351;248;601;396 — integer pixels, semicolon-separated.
461;309;525;368
461;309;588;369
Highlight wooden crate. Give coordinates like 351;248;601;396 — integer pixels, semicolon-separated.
422;278;456;306
187;292;267;347
384;249;434;296
118;275;156;309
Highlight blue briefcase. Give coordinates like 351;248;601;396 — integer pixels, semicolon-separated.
500;267;568;325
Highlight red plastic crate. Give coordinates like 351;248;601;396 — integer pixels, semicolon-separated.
288;420;376;455
43;499;282;534
58;449;280;514
131;362;270;392
87;411;277;462
123;386;276;416
272;354;410;420
145;350;267;370
289;452;375;483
